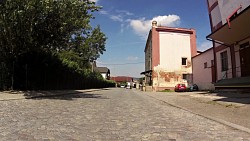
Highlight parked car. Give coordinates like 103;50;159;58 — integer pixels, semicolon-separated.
191;84;199;91
174;84;186;92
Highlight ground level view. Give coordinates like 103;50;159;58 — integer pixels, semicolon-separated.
0;88;250;140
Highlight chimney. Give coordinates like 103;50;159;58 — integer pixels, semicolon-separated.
152;21;157;27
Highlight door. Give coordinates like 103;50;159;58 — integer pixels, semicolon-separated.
240;42;250;77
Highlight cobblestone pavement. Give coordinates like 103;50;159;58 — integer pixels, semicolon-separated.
0;88;250;141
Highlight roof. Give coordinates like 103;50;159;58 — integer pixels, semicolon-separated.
93;67;110;73
140;70;152;75
110;76;133;82
192;47;214;59
155;26;195;34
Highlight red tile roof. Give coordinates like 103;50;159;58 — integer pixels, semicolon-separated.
111;76;133;82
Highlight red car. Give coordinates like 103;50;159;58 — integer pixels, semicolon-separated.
174;84;186;92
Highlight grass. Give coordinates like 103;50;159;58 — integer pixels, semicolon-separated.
159;89;174;92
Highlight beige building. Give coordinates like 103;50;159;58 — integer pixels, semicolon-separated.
141;21;197;91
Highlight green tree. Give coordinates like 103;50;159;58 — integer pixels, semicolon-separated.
69;25;107;67
0;0;107;89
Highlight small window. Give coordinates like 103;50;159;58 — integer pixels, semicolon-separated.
182;74;187;80
182;58;187;65
204;62;207;68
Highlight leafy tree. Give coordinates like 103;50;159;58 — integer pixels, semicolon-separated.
0;0;107;89
74;25;107;62
0;0;99;55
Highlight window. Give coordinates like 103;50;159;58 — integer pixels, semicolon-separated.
182;58;187;65
220;51;228;71
182;74;187;80
204;62;207;68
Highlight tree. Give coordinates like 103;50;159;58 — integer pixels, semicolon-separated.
71;25;107;62
0;0;99;54
0;0;106;89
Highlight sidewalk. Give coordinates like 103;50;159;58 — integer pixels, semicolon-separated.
138;90;250;134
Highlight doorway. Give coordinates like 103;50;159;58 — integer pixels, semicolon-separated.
240;42;250;77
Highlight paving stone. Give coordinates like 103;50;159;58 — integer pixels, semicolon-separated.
0;88;250;140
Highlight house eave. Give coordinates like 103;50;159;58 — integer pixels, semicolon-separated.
206;5;250;45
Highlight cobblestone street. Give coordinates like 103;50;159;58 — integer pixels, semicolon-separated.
1;88;250;141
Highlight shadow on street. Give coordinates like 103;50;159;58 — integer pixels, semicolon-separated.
212;92;250;105
196;91;250;105
23;88;110;100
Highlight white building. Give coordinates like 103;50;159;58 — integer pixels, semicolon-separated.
141;21;197;91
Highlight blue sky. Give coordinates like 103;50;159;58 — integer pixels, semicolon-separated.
90;0;212;78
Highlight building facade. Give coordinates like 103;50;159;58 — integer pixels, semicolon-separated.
192;48;215;90
206;0;250;89
93;66;110;80
141;21;197;91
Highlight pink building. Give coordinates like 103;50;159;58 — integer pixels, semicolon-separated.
206;0;250;90
192;48;215;90
141;21;197;91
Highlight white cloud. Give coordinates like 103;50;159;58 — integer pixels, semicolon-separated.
99;10;108;15
152;15;180;27
110;15;123;22
126;56;139;61
116;10;134;16
198;41;213;51
129;15;181;39
89;0;99;3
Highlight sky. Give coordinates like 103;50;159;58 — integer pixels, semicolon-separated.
90;0;212;78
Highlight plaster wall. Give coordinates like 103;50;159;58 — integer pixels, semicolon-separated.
208;0;217;7
210;5;222;27
193;49;215;90
151;32;193;89
218;0;250;24
159;32;192;73
145;39;152;71
101;73;106;79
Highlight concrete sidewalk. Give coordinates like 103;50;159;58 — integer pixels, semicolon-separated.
138;90;250;134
